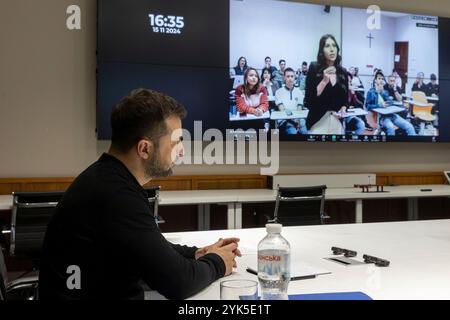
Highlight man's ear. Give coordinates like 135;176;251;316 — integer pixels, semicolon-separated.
137;139;153;160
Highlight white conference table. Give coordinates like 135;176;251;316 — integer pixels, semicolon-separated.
1;185;450;229
159;219;450;300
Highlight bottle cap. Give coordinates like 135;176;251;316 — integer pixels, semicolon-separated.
266;223;282;234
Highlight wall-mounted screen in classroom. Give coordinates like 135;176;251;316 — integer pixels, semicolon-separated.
97;0;450;143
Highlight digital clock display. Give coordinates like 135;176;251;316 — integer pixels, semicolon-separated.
149;14;185;34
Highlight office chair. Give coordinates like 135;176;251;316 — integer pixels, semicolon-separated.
9;191;64;265
269;186;329;226
145;186;165;225
409;91;436;135
1;191;64;300
1;245;39;300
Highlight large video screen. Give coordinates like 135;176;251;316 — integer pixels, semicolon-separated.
97;0;450;142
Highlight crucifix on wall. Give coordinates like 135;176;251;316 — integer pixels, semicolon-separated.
367;33;374;48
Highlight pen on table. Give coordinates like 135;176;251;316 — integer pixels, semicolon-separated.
246;268;316;281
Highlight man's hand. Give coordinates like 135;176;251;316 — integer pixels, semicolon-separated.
195;238;242;259
196;238;242;276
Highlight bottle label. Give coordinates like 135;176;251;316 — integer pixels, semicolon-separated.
258;255;281;262
258;250;290;280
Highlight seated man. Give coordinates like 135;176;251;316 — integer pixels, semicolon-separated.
273;59;287;88
39;89;240;300
275;68;308;135
384;75;403;102
427;74;439;97
295;61;308;90
411;72;427;94
366;71;416;136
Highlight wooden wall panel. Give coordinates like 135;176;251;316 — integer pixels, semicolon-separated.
376;172;445;186
1;173;444;195
145;178;192;191
193;176;267;190
0;178;73;195
376;176;390;186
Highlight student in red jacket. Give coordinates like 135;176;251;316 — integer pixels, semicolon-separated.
235;67;269;116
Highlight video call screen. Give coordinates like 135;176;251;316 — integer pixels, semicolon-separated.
97;0;450;143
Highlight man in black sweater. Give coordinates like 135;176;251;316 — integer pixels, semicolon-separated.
39;89;240;300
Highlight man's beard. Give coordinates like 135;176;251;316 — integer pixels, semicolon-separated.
144;152;173;179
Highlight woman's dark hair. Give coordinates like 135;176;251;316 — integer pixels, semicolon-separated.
111;88;187;153
243;67;261;96
236;56;247;69
316;34;346;92
261;67;274;81
317;34;342;67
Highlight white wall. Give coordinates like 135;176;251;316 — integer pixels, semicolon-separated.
342;8;439;91
394;15;439;95
230;0;342;71
1;0;450;178
342;8;395;89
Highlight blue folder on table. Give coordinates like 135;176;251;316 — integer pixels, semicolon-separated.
289;292;372;300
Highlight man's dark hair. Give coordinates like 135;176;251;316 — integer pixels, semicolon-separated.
373;70;385;87
284;67;295;75
265;56;271;61
302;61;308;66
110;88;187;153
279;59;286;65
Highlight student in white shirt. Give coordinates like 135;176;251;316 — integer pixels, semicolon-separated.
275;68;307;135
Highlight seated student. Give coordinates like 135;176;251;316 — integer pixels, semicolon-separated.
230;56;248;76
427;73;439;97
349;67;364;90
349;66;365;106
366;71;416;136
275;68;307;135
39;89;241;300
384;74;403;102
295;61;308;90
263;56;278;77
346;73;366;135
411;72;427;94
261;67;280;103
273;60;287;88
235;67;269;116
392;69;403;91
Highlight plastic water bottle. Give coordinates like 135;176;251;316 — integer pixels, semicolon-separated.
257;224;291;300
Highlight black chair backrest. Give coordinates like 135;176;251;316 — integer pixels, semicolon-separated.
0;247;7;300
145;186;164;225
10;191;64;261
272;185;327;226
